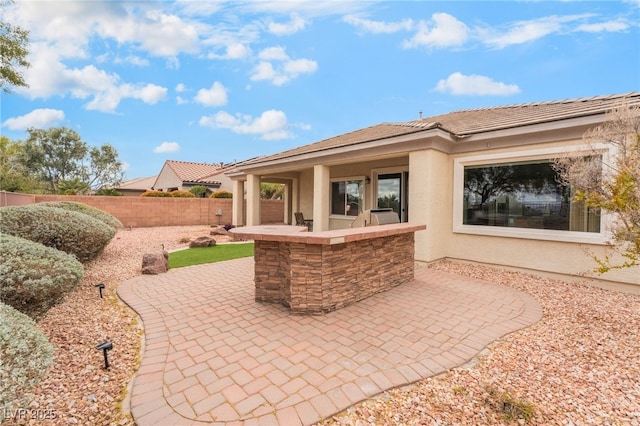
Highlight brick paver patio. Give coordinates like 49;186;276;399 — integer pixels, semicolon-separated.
118;257;542;425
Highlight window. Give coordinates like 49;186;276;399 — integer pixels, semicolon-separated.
331;179;364;216
463;159;600;233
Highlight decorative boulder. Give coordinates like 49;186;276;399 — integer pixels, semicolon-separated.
209;227;229;236
142;251;169;274
189;236;216;248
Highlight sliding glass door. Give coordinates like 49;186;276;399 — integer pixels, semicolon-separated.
376;172;409;222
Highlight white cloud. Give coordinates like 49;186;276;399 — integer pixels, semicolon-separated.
576;20;629;33
153;141;180;153
284;59;318;76
434;72;521;96
194;82;228;107
259;46;289;61
403;13;468;49
84;82;167;112
13;37;167;113
175;0;222;17
119;55;150;67
175;83;186;93
268;13;307;36
176;96;188;105
205;42;253;60
136;84;168;104
251;47;318;86
9;2;202;60
479;15;590;49
225;43;252;59
199;109;292;140
343;15;413;34
2;109;65;130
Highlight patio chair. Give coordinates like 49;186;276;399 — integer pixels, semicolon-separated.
295;212;313;231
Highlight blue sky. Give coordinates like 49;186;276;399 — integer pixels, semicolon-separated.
2;1;639;180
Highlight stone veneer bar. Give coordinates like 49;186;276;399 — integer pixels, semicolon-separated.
230;223;426;315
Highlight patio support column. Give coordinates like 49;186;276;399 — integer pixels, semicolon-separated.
291;178;299;225
232;180;244;226
283;181;291;225
246;174;261;226
312;164;330;232
409;150;450;263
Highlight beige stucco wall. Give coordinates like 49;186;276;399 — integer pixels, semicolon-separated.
445;233;639;285
297;168;315;218
440;140;640;286
238;136;639;286
328;158;410;230
153;166;181;191
409;149;452;263
213;173;234;193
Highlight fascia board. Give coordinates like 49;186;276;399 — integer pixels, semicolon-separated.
450;115;607;153
233;128;454;175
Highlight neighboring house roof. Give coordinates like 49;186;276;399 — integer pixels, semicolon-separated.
163;160;225;185
117;176;157;191
236;92;640;168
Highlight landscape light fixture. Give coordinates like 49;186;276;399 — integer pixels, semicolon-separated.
95;283;105;298
216;209;223;225
96;341;113;369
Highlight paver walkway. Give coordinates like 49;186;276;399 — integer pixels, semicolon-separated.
118;257;542;425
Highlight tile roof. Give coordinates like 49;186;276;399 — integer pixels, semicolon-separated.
238;92;640;167
165;160;225;184
406;92;640;136
116;176;157;190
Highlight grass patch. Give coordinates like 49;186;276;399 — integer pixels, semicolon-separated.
484;386;535;423
168;243;254;269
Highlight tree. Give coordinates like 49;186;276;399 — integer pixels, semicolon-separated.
57;178;90;195
20;127;124;194
554;100;640;272
189;185;208;198
80;144;124;191
22;127;88;193
260;183;284;199
0;0;30;93
0;136;43;192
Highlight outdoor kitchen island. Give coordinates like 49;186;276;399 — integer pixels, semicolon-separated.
230;223;426;315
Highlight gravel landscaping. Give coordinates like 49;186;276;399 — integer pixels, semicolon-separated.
4;226;216;426
324;262;640;425
6;226;639;425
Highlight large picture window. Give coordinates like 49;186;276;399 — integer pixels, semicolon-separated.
331;180;364;216
463;159;600;233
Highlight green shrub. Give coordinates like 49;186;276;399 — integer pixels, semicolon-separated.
0;302;53;419
0;204;115;262
94;187;123;196
141;190;172;197
210;190;232;198
169;190;195;198
189;185;208;198
0;233;83;318
39;201;123;230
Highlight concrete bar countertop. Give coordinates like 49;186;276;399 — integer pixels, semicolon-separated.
229;222;426;245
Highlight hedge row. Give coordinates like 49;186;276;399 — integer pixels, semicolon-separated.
140;189;233;198
0;202;120;414
0;302;53;419
40;201;123;230
0;233;84;318
0;204;116;262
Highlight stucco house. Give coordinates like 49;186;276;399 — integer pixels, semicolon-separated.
114;175;158;196
227;92;640;286
153;160;234;195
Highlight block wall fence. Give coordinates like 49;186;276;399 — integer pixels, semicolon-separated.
0;191;285;228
